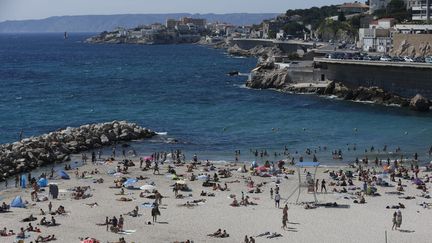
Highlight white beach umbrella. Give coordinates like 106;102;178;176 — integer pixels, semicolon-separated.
140;184;156;191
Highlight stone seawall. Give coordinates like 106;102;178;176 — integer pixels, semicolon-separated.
315;60;432;100
0;121;155;181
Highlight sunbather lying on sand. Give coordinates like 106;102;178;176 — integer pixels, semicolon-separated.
208;229;222;237
200;191;215;197
22;214;37;222
35;234;56;242
267;232;282;239
117;197;132;202
85;202;99;208
208;229;229;237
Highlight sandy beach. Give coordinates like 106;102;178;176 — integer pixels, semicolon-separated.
1;151;431;243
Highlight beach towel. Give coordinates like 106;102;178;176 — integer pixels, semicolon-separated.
141;202;155;208
118;229;136;235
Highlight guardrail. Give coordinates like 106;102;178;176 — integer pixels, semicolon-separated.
314;58;432;69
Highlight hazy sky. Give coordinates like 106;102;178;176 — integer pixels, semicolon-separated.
0;0;348;22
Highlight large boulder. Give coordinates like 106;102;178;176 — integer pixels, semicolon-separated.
410;94;431;112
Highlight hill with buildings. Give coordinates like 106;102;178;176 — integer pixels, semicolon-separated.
0;13;279;33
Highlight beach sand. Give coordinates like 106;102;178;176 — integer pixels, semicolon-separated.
1;153;431;243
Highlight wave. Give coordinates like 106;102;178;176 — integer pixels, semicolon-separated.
156;132;168;136
232;84;249;89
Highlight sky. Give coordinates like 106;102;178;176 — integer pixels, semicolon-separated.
0;0;348;22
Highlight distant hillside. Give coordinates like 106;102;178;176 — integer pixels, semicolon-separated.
0;13;279;33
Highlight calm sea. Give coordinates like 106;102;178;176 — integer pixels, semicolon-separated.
1;33;432;164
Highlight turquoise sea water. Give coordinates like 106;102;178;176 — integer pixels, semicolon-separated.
1;33;432;164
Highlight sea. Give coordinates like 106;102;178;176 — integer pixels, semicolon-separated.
1;33;432;165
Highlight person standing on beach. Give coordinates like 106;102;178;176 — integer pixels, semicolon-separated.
392;211;397;230
321;179;327;193
275;193;281;208
15;175;19;188
48;201;52;213
105;217;109;231
244;235;249;243
153;162;160;175
270;188;273;199
118;215;124;231
19;129;23;141
282;213;288;229
396;210;402;229
283;204;288;222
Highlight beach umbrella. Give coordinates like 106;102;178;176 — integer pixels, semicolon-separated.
123;178;138;187
251;161;258;168
20;175;27;188
113;172;124;177
37;178;48;187
10;196;26;208
144;156;152;161
58;170;70;180
197;175;209;181
140;184;156;191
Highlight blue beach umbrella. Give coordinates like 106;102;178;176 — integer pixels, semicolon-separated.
123;178;138;187
37;178;48;187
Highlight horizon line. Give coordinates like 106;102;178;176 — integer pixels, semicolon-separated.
0;12;284;23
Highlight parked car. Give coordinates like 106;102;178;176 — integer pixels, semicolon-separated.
425;56;432;64
391;56;404;62
380;56;392;61
413;57;425;63
403;56;414;62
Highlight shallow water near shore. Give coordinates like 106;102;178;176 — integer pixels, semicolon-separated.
1;33;432;165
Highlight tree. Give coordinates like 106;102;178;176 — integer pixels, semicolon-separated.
338;12;347;22
373;0;411;22
283;22;305;37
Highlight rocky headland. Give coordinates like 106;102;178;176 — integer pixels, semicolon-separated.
0;121;155;181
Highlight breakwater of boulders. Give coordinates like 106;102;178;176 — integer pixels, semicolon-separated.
0;121;155;181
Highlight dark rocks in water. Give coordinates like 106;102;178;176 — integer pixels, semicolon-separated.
323;81;335;95
0;121;155;181
410;94;431;112
227;71;239;76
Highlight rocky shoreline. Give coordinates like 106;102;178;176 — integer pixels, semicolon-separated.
210;41;432;111
0;121;155;181
246;61;431;111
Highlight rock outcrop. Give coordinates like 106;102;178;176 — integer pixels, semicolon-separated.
323;82;410;107
246;62;291;89
246;62;412;108
228;45;283;61
0;121;155;181
410;94;431;112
